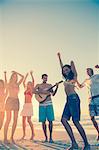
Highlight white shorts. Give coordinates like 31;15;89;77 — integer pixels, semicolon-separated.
20;103;33;116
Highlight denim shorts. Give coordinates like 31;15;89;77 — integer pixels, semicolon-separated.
89;97;99;116
62;93;80;122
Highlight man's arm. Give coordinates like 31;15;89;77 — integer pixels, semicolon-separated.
33;84;40;94
57;52;63;69
76;80;85;88
33;84;49;94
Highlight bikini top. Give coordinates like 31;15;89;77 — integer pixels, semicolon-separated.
24;90;32;97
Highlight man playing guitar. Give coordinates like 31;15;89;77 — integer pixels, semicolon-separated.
33;74;59;143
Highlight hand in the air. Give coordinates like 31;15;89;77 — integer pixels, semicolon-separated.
95;65;99;69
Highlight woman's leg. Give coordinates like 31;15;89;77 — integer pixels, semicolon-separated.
27;117;35;140
10;111;18;143
61;117;78;148
0;112;5;130
4;111;11;143
73;120;89;148
21;116;26;139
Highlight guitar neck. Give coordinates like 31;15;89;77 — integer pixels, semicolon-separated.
48;80;63;91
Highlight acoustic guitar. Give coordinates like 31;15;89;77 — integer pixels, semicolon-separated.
35;80;63;103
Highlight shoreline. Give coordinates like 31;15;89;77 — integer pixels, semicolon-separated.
0;126;98;149
0;125;98;142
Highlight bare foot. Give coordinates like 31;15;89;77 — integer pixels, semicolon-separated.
4;139;10;144
42;139;48;143
49;139;54;143
30;134;35;140
67;143;79;150
20;136;25;140
30;137;34;140
10;138;15;144
82;144;90;150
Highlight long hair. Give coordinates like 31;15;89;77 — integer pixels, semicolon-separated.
62;65;74;81
9;73;18;83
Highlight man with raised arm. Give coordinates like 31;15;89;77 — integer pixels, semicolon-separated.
77;67;99;141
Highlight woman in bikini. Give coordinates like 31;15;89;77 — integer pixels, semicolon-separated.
57;52;90;150
4;71;24;143
0;71;8;131
20;71;35;140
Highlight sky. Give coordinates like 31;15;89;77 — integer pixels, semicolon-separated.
0;0;99;123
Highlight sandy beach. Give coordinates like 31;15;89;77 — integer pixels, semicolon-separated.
0;122;99;150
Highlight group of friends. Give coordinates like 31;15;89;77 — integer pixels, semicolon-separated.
0;52;99;150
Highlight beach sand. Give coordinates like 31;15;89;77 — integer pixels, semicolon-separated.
0;123;99;150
